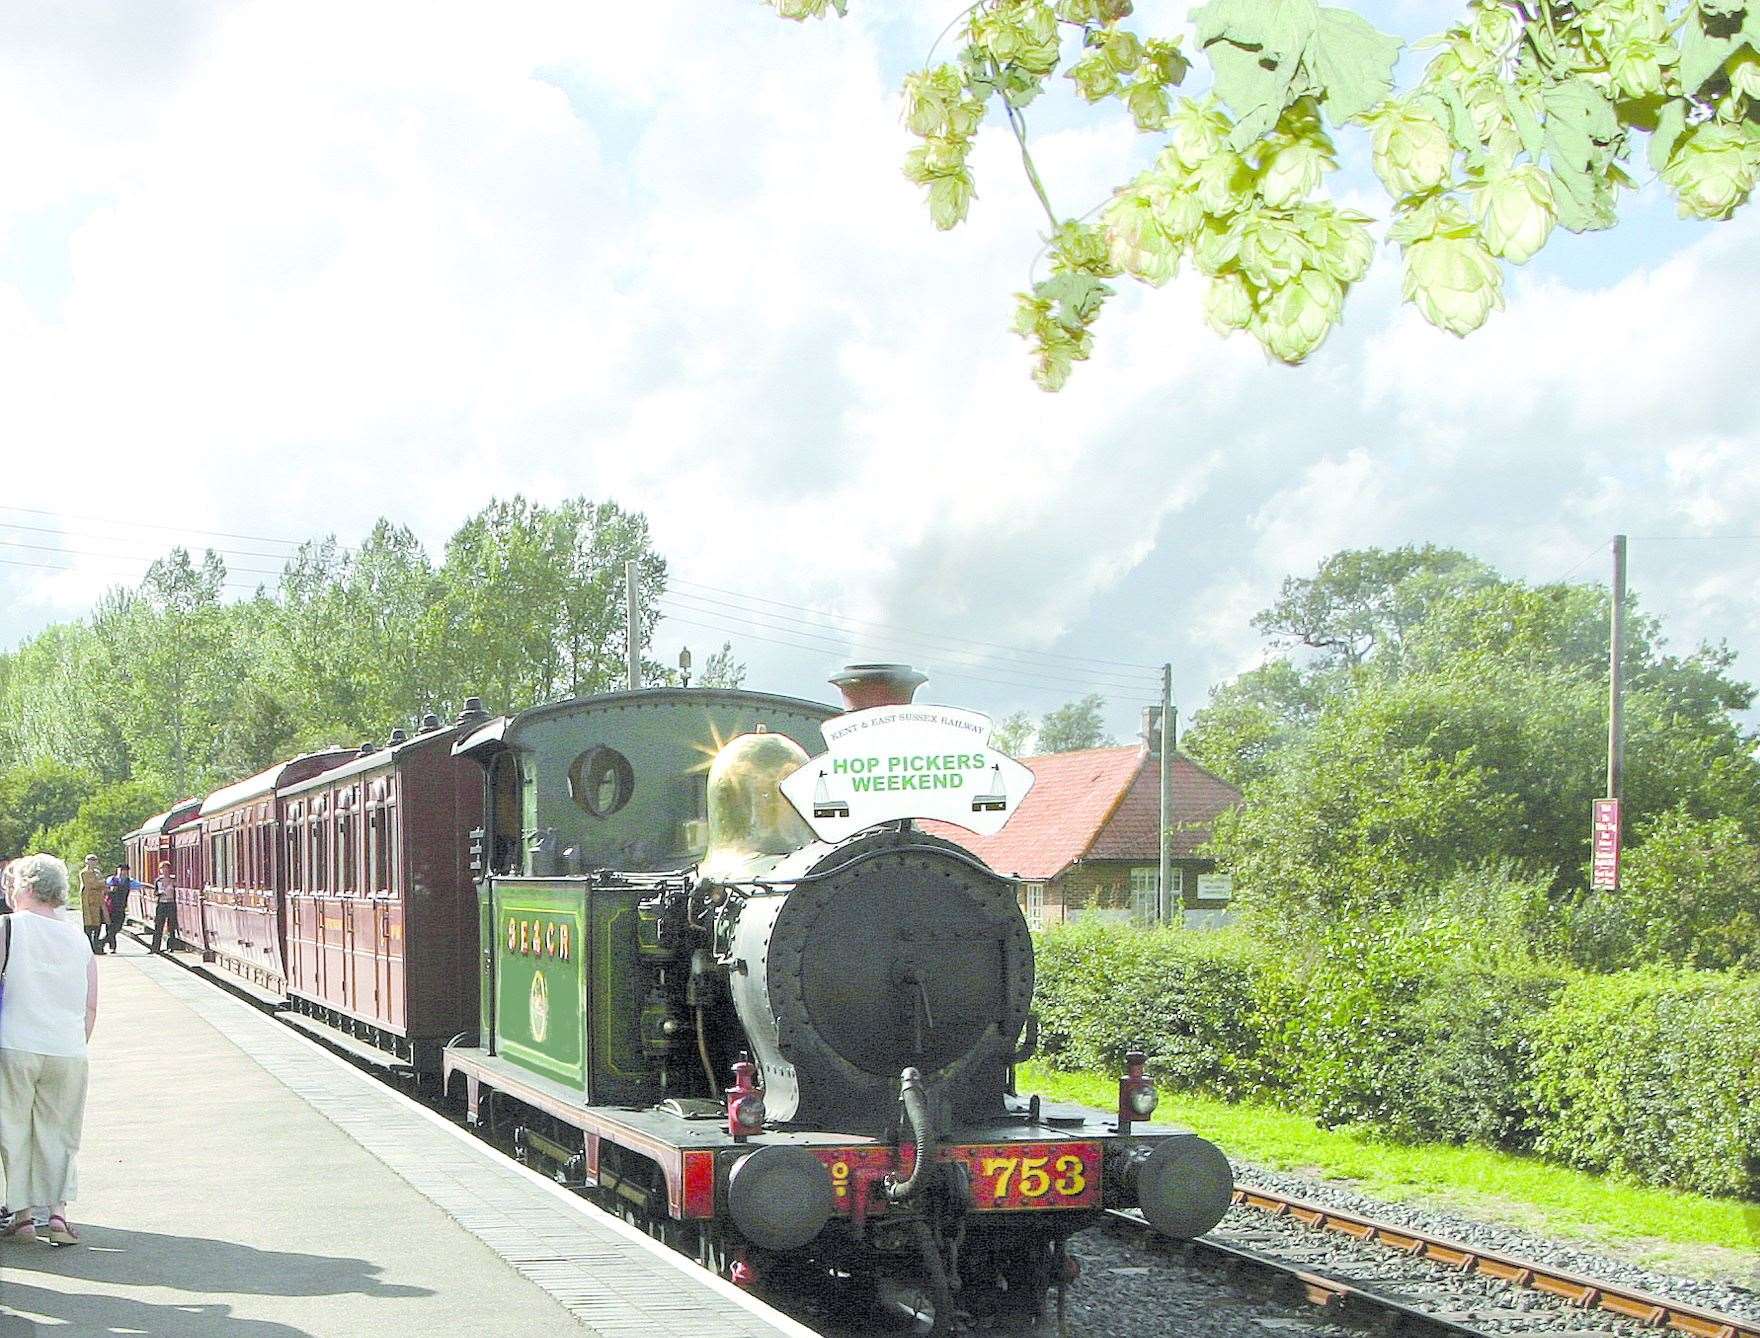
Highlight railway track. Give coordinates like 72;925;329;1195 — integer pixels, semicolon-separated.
1102;1186;1760;1338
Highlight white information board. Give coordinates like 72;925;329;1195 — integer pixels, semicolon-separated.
779;704;1035;843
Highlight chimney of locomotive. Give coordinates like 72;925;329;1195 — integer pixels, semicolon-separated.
829;663;928;711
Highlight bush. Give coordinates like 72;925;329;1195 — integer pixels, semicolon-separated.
1032;920;1757;1199
1568;808;1760;972
1529;971;1760;1198
1032;922;1269;1097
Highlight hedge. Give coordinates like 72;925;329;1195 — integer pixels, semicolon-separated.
1031;922;1759;1199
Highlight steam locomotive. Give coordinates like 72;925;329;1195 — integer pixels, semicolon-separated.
126;665;1233;1325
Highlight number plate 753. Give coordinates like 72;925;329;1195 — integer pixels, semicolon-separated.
945;1141;1102;1211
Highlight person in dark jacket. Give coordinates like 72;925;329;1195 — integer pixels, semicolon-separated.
102;865;138;954
149;865;177;954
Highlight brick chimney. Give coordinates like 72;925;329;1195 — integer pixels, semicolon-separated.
1140;705;1163;756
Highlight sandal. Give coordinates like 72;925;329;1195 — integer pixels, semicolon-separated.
44;1215;79;1246
2;1212;36;1242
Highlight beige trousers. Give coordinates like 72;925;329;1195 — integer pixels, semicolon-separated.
0;1048;89;1209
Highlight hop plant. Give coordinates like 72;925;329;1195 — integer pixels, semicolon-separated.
1236;211;1313;288
1203;271;1256;333
1256;268;1345;362
1295;204;1374;284
1474;165;1557;264
1607;36;1676;99
972;1;1062;79
1166;99;1231;172
1662;124;1760;221
1103;183;1187;284
1369;100;1455;198
1726;51;1760;106
1258;136;1333;208
1402;224;1505;336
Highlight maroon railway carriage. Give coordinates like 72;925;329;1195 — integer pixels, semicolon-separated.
198;749;356;991
278;714;484;1071
123;799;202;930
169;815;209;954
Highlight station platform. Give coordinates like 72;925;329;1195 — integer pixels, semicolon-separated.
0;943;816;1338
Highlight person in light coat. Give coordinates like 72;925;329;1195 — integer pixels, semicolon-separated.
78;856;106;952
0;854;98;1246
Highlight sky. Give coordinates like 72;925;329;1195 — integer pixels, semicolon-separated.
1;1;1757;744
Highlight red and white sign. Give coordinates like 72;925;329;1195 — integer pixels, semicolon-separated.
1591;798;1621;890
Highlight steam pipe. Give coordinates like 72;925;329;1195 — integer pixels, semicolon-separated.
883;1067;934;1203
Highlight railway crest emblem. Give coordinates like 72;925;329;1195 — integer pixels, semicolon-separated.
529;970;550;1044
781;704;1035;842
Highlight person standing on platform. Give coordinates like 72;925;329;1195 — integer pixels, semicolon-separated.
102;864;136;954
0;854;98;1246
77;857;105;953
149;862;177;954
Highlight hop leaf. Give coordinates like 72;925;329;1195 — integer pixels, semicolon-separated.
1369;100;1454;197
1255;267;1345;362
1402;231;1504;335
1474;165;1557;264
1661;123;1760;221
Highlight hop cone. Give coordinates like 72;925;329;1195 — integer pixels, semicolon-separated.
1371;102;1454;198
1256;268;1344;362
1476;166;1556;264
1662;124;1760;221
1402;234;1504;335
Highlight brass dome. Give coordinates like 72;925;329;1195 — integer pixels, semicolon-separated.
703;728;813;875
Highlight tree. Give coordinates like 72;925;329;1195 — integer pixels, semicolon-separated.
1035;692;1116;751
1196;548;1760;947
991;710;1037;756
34;779;173;872
437;496;667;712
0;760;98;858
1254;546;1497;668
769;0;1759;385
699;642;748;690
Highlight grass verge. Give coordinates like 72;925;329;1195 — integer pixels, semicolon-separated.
1016;1062;1760;1264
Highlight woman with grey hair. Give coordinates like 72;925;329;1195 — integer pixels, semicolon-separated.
0;854;98;1246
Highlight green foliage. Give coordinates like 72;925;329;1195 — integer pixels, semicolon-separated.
0;759;98;859
1565;807;1760;970
1192;545;1760;952
32;779;174;871
1032;920;1758;1197
0;497;688;802
991;709;1037;757
1033;920;1270;1094
1033;691;1116;752
771;0;1759;384
1529;971;1760;1196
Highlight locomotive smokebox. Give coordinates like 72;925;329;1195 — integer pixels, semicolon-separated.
829;663;928;711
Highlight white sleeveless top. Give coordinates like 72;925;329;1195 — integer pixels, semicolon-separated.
0;912;92;1058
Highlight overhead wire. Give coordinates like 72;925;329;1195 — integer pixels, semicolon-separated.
662;590;1157;692
0;518;300;563
0;504;305;549
670;576;1162;676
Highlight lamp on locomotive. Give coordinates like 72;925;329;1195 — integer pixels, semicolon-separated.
701;727;813;879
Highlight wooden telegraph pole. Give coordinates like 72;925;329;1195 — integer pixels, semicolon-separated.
1158;662;1174;924
1591;536;1627;891
1608;534;1626;802
625;559;642;692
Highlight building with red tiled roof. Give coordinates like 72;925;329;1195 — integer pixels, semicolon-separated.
926;712;1243;929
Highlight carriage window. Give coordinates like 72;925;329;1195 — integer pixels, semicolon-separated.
337;815;354;894
568;746;634;818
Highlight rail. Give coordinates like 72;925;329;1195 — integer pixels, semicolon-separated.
1227;1185;1760;1338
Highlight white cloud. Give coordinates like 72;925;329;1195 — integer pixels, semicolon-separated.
1;2;1757;739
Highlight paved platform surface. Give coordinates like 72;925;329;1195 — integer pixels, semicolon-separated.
0;943;813;1338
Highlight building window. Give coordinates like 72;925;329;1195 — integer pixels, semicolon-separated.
1128;866;1183;924
1022;882;1045;930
